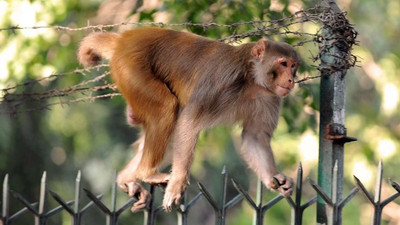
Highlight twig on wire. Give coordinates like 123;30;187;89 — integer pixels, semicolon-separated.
295;75;322;83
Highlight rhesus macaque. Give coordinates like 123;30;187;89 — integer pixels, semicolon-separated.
78;27;299;211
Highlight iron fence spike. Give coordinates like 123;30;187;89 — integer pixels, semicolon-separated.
48;189;75;215
8;202;38;222
286;196;296;208
80;194;103;213
301;196;318;210
374;161;383;203
353;175;374;204
338;187;359;208
76;171;81;182
262;194;284;213
83;189;110;214
231;178;257;209
390;179;400;193
176;193;186;213
178;203;186;213
185;192;203;211
221;166;228;215
2;174;9;218
10;190;39;215
197;182;219;213
225;194;243;210
39;171;47;215
143;185;156;224
46;200;74;217
255;179;263;210
111;171;118;212
75;171;81;213
295;163;303;206
116;198;136;217
309;179;333;206
221;165;226;175
332;161;338;204
381;192;400;208
297;162;303;182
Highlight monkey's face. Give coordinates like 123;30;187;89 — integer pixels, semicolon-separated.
253;56;298;97
250;40;299;97
270;57;298;97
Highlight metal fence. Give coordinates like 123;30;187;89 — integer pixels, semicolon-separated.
1;162;400;225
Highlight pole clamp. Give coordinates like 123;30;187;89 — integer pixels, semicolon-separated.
325;123;357;143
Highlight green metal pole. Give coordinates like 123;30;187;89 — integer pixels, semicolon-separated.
317;1;357;224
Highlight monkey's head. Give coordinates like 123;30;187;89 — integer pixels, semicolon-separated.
250;40;299;97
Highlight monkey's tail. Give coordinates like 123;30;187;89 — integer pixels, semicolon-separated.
77;32;121;67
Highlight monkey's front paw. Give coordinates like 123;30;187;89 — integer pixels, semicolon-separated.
122;182;151;212
270;174;294;197
162;178;187;211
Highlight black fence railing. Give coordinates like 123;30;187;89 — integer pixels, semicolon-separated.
2;162;399;225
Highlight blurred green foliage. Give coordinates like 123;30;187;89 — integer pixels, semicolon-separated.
0;0;400;224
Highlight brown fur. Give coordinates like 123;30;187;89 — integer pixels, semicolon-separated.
78;32;121;67
77;27;299;211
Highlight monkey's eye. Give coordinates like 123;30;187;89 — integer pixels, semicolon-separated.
280;61;287;67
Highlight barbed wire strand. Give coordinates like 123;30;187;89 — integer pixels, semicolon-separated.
0;6;324;32
0;5;357;114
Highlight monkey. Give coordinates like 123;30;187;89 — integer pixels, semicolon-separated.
126;105;141;126
78;27;299;211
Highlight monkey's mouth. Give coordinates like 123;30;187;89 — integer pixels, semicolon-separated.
276;85;292;96
277;85;291;90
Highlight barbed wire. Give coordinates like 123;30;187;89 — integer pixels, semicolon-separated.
1;64;109;93
0;6;322;33
0;5;358;114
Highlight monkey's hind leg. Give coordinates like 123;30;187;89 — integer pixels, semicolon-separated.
117;135;145;188
137;92;178;184
114;63;179;185
116;136;151;212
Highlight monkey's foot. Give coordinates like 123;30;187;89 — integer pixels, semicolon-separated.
142;173;170;185
162;177;187;211
120;182;151;212
270;174;294;197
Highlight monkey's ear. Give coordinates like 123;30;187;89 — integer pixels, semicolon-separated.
251;40;268;60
